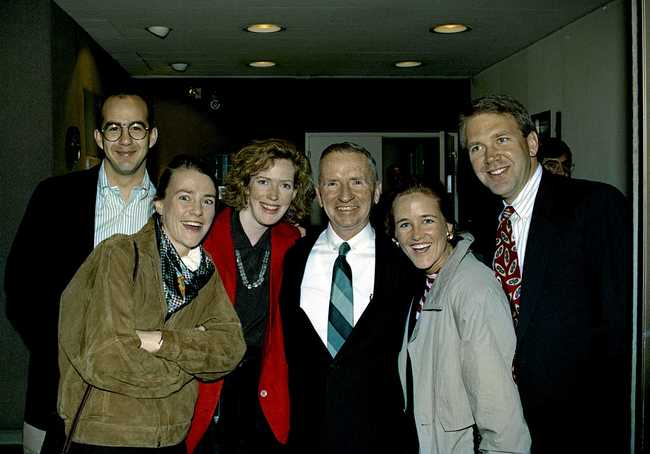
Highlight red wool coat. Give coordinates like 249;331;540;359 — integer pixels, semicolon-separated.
185;207;299;452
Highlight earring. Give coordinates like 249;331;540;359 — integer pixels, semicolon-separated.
447;231;454;241
392;238;399;246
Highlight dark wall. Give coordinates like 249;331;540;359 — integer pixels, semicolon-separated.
0;1;127;434
51;4;129;174
0;0;54;432
134;78;470;179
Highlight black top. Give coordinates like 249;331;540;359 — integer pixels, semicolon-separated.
232;210;270;350
205;212;279;453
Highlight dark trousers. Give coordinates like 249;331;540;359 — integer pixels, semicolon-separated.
40;412;66;454
195;350;285;454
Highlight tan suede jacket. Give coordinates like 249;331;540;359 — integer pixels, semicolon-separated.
58;219;245;447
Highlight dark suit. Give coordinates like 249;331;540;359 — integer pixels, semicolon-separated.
280;228;418;454
479;171;630;453
5;166;99;432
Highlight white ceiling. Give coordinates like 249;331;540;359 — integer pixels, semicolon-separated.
54;0;614;78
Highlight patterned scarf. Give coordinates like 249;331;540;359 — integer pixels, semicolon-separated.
155;216;215;318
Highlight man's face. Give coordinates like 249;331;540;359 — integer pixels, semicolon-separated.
542;154;571;177
316;151;381;240
465;113;538;203
94;95;158;179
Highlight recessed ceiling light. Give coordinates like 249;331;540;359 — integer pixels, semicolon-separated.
395;61;422;68
170;62;189;72
249;61;276;68
146;25;172;39
245;23;284;33
431;23;470;34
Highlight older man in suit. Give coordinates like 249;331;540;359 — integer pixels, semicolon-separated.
461;94;629;453
280;142;417;454
5;92;158;454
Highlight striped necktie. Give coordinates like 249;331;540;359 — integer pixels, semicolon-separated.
327;242;353;357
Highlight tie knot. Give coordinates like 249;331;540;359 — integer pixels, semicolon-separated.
500;205;516;221
338;242;351;257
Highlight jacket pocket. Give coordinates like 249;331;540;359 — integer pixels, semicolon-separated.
437;380;474;432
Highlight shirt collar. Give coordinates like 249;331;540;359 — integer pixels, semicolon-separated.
181;246;203;271
325;222;375;253
97;161;155;200
505;163;542;219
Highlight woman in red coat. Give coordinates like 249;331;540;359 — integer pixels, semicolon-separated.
186;139;313;454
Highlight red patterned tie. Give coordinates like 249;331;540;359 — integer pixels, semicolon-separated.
493;206;522;324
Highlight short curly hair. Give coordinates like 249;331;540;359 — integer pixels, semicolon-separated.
224;138;314;224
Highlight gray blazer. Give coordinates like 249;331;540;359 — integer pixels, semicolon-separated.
398;233;531;454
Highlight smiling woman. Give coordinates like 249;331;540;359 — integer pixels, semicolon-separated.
154;163;217;257
186;139;314;454
388;179;531;454
56;155;245;453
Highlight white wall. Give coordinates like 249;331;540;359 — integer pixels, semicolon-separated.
472;0;629;194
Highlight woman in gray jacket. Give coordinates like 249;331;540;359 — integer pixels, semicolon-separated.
389;180;530;454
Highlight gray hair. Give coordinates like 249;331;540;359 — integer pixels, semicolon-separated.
319;142;379;182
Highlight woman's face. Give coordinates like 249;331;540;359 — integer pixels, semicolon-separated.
240;158;297;230
154;168;217;257
393;191;453;275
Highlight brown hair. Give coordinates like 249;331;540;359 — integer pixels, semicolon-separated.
386;178;454;238
156;154;217;201
459;94;535;149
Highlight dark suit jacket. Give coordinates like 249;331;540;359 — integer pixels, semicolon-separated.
479;172;630;453
5;166;99;429
280;228;418;454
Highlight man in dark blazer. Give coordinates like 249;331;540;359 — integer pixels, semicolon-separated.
280;142;417;454
5;92;158;454
461;94;629;453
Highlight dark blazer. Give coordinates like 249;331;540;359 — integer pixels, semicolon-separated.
480;172;630;453
5;166;100;429
280;228;418;454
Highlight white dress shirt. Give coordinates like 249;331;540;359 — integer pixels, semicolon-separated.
300;223;376;346
94;162;156;246
503;163;542;273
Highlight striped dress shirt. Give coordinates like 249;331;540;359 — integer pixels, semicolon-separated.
503;163;542;273
94;162;156;246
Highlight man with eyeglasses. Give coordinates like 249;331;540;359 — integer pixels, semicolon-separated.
538;137;573;178
5;92;158;454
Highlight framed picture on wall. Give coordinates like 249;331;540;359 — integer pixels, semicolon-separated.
83;89;103;169
531;110;551;141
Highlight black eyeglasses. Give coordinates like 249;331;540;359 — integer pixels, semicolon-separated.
542;158;574;175
101;122;149;142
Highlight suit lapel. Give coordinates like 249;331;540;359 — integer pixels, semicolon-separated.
335;234;382;355
517;173;558;341
336;233;401;358
79;166;101;253
288;233;332;359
